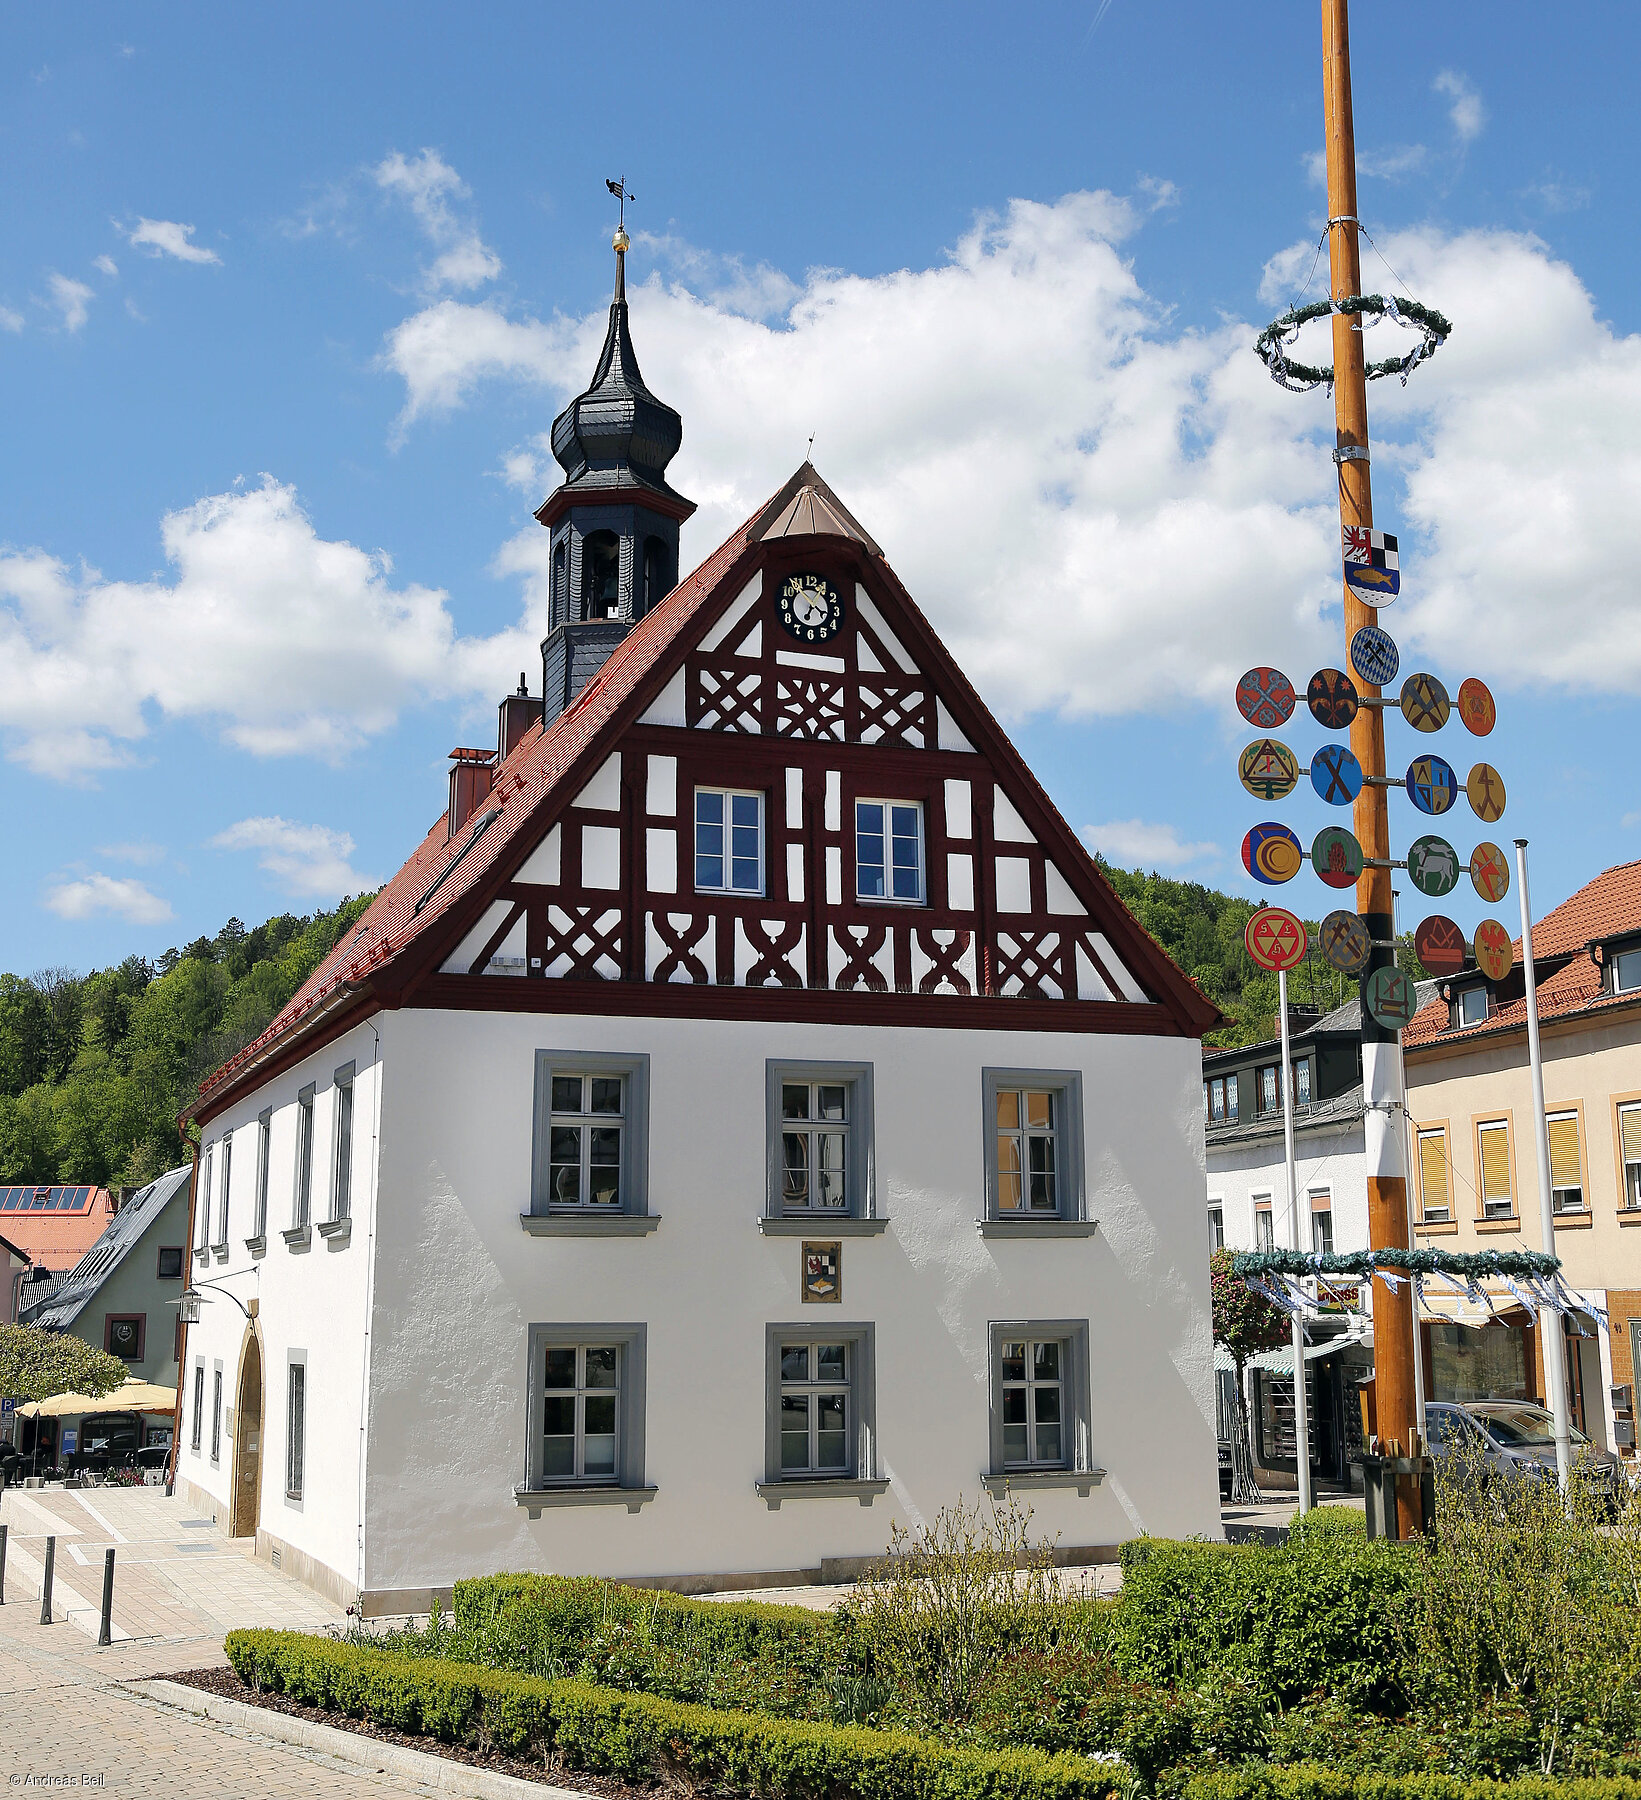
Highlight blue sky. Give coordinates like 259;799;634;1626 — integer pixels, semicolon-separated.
4;2;1639;970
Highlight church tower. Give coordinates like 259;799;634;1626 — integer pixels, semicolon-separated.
536;215;695;723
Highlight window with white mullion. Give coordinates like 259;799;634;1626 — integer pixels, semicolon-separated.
548;1074;625;1208
779;1341;850;1475
781;1082;848;1212
995;1087;1058;1213
1621;1104;1641;1211
541;1343;620;1483
695;787;764;895
855;799;924;903
1000;1338;1066;1469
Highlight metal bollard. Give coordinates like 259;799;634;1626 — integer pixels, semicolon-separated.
98;1546;115;1647
39;1534;54;1625
0;1521;7;1603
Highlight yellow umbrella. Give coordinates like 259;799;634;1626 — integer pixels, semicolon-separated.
17;1377;177;1418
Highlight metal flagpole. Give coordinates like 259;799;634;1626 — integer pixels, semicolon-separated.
1514;837;1573;1489
1278;968;1315;1512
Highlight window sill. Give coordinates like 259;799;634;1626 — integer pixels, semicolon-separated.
981;1468;1106;1496
1619;1211;1641;1227
759;1217;888;1237
281;1225;312;1249
245;1235;267;1257
318;1218;352;1244
1415;1219;1458;1237
1475;1216;1521;1234
210;1244;230;1262
755;1478;890;1510
514;1485;656;1517
978;1218;1098;1239
519;1212;661;1237
193;1247;209;1265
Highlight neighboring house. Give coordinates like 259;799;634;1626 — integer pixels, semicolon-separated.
0;1186;117;1281
1403;858;1641;1461
173;238;1224;1614
20;1165;192;1392
2;1231;27;1325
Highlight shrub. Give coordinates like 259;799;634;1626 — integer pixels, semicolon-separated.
1180;1768;1641;1800
224;1629;1127;1800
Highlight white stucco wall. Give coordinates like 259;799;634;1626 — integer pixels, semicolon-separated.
359;1007;1220;1599
1207;1116;1369;1257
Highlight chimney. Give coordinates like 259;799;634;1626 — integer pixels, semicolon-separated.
498;672;539;764
448;747;494;839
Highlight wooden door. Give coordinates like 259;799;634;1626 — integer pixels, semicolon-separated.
230;1335;263;1537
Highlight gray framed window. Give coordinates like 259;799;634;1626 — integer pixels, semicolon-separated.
530;1052;650;1217
1254;1204;1275;1250
195;1145;213;1255
331;1063;355;1222
981;1068;1086;1227
984;1320;1097;1492
252;1108;271;1241
190;1360;204;1452
1615;947;1641;994
1459;985;1489;1027
1208;1205;1225;1253
214;1132;232;1250
293;1085;315;1229
286;1356;306;1502
521;1324;649;1502
210;1363;223;1465
764;1060;876;1225
758;1322;884;1506
695;787;764;894
855;799;924;903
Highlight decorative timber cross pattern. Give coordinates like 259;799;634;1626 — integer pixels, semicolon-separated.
915;928;974;995
994;929;1068;999
774;673;847;740
690;662;763;733
831;923;890;991
742;918;805;988
543;905;623;980
857;680;929;748
650;912;713;984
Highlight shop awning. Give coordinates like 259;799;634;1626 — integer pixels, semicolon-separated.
1215;1337;1366;1377
17;1378;177;1418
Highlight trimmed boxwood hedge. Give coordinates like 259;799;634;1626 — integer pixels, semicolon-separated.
1181;1770;1641;1800
223;1628;1126;1800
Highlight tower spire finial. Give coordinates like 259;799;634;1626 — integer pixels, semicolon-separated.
605;176;633;303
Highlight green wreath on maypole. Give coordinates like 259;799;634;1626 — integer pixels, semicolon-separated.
1254;293;1453;393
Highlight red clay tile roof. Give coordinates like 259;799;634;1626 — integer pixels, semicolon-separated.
1506;857;1641;962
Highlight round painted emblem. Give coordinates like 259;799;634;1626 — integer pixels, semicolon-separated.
1319;909;1372;975
1245;907;1309;973
1242;822;1304;886
1349;625;1400;690
1238;738;1300;802
1311;825;1364;889
1310;743;1364;806
1415;914;1468;977
1467;762;1507;823
1399;673;1451;733
1456;677;1496;737
1406;754;1458;815
1469;841;1511;904
1365;965;1418;1032
1407;833;1461;897
1307;667;1360;731
1236;667;1297;730
1474;918;1514;982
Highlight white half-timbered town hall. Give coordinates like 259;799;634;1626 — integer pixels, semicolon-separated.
174;231;1224;1612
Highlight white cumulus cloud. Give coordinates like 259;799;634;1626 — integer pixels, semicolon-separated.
93;254;119;277
47;273;93;331
376;149;501;294
124;218;221;264
211;816;374;899
0;305;22;333
1083;820;1219;871
1434;71;1486;145
44;873;173;925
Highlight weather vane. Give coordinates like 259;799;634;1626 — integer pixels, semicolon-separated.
605;177;634;234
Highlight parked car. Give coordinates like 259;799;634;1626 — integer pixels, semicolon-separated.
1425;1400;1624;1508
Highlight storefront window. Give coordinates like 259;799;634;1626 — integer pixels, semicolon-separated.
1430;1321;1529;1403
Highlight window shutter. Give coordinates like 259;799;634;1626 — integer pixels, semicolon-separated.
1479;1125;1511;1205
1418;1132;1449;1214
1620;1105;1641;1168
1547;1115;1581;1191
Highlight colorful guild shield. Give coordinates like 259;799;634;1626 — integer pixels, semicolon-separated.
1469;842;1510;904
1307;667;1360;730
1407;833;1461;897
1415;914;1468;977
1243;822;1304;886
1311;825;1364;889
1467;763;1507;823
1399;672;1451;733
1365;965;1418;1032
1319;909;1372;975
1236;667;1296;730
1406;754;1458;815
1238;738;1300;801
1343;525;1400;602
1349;625;1400;689
1245;907;1309;974
1456;676;1496;737
1310;743;1364;805
1474;918;1514;982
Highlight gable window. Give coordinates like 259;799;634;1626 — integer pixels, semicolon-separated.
530;1052;651;1221
695;788;763;894
105;1314;144;1363
523;1324;649;1499
157;1245;184;1280
1418;1127;1451;1222
981;1069;1086;1227
1547;1111;1584;1213
293;1086;315;1231
286;1359;306;1502
856;800;923;903
190;1361;204;1453
1458;986;1489;1027
1614;948;1641;995
984;1320;1095;1489
214;1132;232;1250
758;1322;881;1504
1621;1103;1641;1210
330;1064;355;1223
763;1061;875;1225
252;1108;271;1242
1478;1120;1513;1218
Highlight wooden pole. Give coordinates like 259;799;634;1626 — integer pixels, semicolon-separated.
1320;0;1419;1534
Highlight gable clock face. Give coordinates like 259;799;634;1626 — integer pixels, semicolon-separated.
776;572;844;644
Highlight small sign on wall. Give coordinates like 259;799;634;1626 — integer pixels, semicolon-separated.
802;1242;841;1304
62;1427;78;1456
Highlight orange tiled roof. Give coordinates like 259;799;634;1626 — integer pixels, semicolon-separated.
1506;857;1641;962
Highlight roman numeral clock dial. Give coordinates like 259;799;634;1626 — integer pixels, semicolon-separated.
776;573;844;644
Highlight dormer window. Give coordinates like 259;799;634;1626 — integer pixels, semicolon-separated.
1614;947;1641;995
1457;985;1489;1027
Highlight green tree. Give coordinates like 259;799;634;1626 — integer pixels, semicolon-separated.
0;1323;129;1403
1210;1247;1289;1505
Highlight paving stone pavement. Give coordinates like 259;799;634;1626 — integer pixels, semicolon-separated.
0;1483;481;1795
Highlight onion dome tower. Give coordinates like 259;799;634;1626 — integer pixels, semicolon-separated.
537;204;695;723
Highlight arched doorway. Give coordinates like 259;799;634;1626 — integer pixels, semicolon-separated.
229;1331;263;1538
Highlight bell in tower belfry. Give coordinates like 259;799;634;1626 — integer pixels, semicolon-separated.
536;188;695;724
